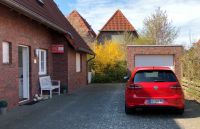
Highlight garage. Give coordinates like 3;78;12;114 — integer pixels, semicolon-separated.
127;45;183;79
135;55;174;69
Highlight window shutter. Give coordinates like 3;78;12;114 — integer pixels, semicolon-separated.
76;53;81;72
2;42;10;64
44;50;47;74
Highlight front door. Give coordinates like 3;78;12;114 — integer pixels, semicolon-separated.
18;46;30;102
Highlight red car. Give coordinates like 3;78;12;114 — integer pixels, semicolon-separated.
125;66;185;114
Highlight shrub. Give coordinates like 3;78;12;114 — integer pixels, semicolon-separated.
181;44;200;81
92;73;112;83
181;44;200;102
90;40;127;83
91;42;127;82
103;61;127;82
91;62;127;83
0;100;8;108
91;40;125;68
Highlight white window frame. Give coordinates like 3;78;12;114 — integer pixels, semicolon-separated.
2;42;10;64
76;52;81;72
38;49;47;75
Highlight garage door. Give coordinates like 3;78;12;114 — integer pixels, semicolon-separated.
135;55;174;69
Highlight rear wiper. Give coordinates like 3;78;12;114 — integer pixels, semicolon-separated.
154;80;166;82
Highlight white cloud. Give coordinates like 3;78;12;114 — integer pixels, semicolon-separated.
66;0;200;45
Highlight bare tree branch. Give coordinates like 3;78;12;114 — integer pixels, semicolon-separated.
143;7;178;45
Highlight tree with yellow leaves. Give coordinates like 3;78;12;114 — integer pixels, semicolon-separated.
90;40;126;83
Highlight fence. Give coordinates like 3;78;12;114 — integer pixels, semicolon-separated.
181;78;200;102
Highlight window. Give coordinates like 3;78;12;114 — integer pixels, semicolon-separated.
38;49;47;75
76;53;81;72
2;42;11;64
111;34;124;43
133;70;177;83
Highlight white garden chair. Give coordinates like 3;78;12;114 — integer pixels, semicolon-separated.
39;76;60;98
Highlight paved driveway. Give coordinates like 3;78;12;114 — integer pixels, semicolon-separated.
0;84;200;129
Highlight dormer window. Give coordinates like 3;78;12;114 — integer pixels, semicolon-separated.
37;0;44;6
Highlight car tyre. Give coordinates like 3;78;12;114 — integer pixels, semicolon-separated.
176;108;184;115
125;105;134;115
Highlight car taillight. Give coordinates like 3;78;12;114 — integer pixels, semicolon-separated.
170;84;181;89
170;84;183;95
128;84;142;89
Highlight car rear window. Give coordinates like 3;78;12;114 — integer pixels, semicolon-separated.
133;70;177;83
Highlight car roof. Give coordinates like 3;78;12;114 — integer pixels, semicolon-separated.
134;66;172;71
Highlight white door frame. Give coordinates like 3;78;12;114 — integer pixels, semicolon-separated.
19;45;30;103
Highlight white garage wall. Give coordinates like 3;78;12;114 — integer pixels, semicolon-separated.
135;55;174;70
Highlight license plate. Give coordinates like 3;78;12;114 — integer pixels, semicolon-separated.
145;99;164;104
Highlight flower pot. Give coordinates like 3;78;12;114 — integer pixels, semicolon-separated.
61;85;68;94
64;89;68;94
0;107;7;115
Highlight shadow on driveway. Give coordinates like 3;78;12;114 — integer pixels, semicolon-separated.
126;100;200;119
0;84;199;129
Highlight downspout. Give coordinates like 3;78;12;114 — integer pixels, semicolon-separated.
87;54;95;84
87;54;95;63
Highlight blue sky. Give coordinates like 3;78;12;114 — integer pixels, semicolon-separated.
54;0;200;47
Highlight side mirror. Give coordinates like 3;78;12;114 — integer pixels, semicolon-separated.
123;76;129;81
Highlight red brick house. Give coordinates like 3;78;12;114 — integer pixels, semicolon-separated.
97;10;138;43
67;10;96;46
0;0;93;108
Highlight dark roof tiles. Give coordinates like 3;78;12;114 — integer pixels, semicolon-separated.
1;0;93;54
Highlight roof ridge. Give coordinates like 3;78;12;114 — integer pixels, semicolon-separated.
100;9;136;32
67;10;96;37
68;10;90;29
100;10;120;31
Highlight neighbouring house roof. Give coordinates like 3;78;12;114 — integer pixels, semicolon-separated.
100;10;136;32
193;40;200;46
196;40;200;44
0;0;93;54
67;10;96;38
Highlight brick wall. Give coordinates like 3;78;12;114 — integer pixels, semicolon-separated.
52;34;69;89
127;46;183;80
0;4;56;108
0;4;89;108
52;34;88;93
67;46;87;92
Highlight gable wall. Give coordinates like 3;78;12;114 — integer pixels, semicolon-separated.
0;4;59;108
97;31;138;43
